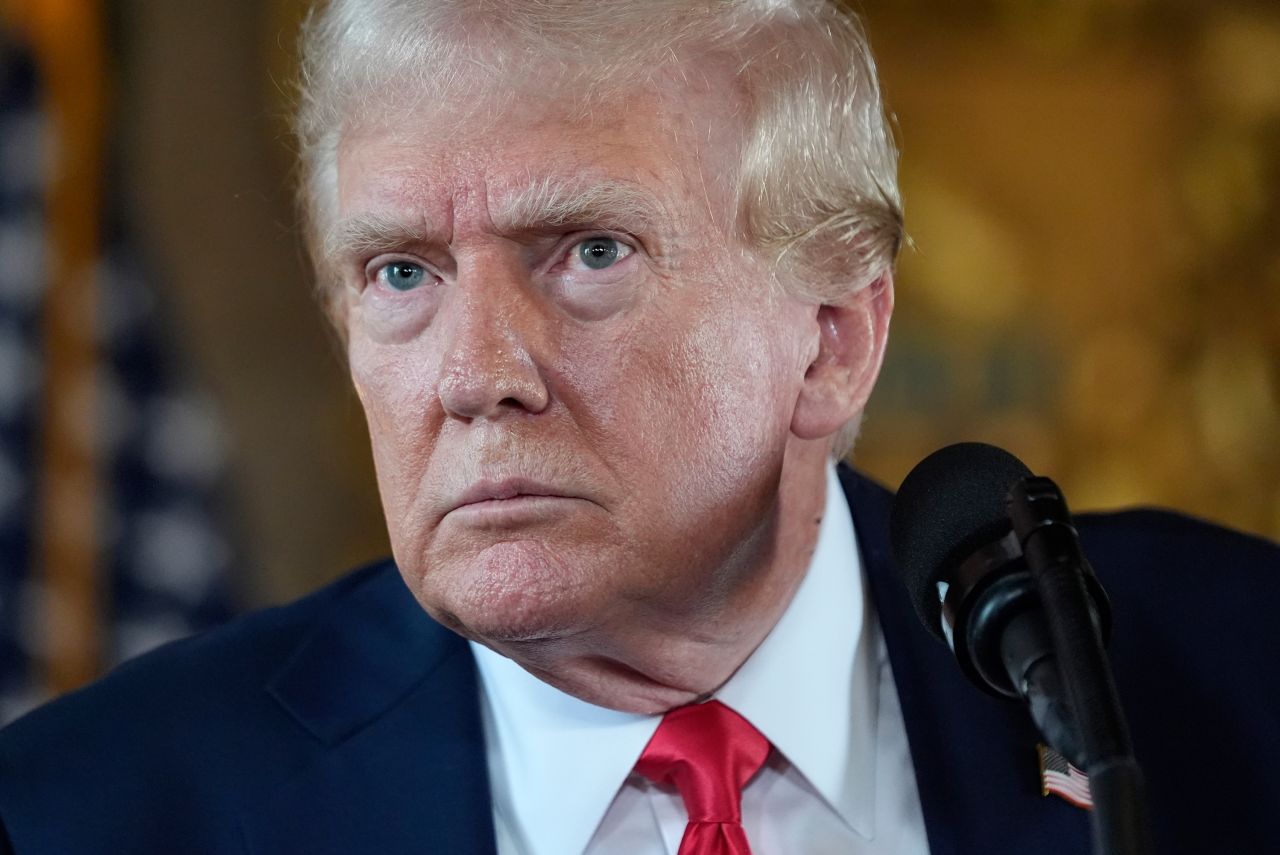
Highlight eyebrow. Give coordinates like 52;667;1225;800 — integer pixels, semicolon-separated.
492;175;664;234
324;177;665;264
323;213;432;265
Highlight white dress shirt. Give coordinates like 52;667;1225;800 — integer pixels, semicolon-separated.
471;466;931;854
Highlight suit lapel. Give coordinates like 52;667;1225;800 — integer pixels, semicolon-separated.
839;465;1092;855
241;564;497;855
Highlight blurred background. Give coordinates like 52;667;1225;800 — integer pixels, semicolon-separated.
0;0;1276;722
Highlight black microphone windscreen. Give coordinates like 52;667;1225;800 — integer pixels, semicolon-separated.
890;442;1033;641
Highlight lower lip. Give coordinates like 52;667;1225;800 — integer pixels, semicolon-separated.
446;495;589;528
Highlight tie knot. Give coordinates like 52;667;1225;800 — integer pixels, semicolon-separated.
635;700;771;824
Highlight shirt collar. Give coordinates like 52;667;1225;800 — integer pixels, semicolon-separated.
471;464;876;854
715;463;877;840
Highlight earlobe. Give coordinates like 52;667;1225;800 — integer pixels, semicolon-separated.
790;273;894;442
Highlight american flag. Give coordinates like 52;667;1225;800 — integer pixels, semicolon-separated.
1038;743;1093;810
0;35;236;725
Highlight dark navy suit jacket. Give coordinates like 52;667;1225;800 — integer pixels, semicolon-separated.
1;468;1277;854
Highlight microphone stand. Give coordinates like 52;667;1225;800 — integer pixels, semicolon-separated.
1008;477;1154;855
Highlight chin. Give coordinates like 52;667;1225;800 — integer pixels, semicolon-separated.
405;538;599;644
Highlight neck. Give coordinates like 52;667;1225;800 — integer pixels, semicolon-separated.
493;439;833;714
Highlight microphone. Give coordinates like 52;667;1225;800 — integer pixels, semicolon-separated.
890;442;1152;855
888;442;1109;765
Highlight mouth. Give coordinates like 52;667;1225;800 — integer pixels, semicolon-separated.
445;478;592;527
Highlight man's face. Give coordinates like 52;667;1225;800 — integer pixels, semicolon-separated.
334;81;819;652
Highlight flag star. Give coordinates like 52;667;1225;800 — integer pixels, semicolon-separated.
0;215;46;310
0;323;39;420
131;508;231;603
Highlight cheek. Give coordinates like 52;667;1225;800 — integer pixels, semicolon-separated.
570;290;803;509
658;302;801;463
662;347;790;537
693;316;795;449
348;335;439;515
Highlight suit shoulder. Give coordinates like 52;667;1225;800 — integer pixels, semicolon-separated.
3;560;394;738
0;560;401;852
1071;508;1280;849
1074;506;1279;649
1076;506;1278;581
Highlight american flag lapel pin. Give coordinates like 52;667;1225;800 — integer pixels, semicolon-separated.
1037;743;1094;810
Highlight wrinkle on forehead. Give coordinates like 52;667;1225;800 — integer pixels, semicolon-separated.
330;64;751;267
326;173;670;263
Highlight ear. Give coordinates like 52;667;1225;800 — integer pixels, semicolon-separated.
790;273;894;442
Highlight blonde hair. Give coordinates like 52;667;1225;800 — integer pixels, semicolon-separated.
294;0;902;455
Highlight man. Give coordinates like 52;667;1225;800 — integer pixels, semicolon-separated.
1;2;1277;854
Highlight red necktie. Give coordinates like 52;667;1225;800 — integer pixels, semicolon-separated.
634;700;771;855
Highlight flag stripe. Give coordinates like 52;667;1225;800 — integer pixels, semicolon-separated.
1038;744;1093;809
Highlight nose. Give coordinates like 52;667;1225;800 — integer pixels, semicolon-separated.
436;257;551;421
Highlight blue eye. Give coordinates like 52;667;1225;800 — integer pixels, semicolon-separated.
576;238;625;270
379;261;427;291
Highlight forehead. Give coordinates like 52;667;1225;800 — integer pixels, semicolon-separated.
334;72;745;233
